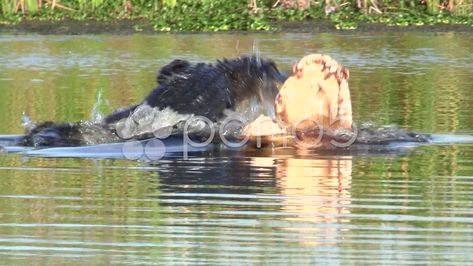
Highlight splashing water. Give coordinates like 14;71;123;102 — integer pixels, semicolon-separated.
90;90;104;123
252;39;261;67
20;113;36;131
112;104;192;140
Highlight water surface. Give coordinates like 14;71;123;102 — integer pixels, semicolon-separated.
0;32;472;264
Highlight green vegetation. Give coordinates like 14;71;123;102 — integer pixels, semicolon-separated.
0;0;472;30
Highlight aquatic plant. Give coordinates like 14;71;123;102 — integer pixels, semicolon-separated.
0;0;471;30
0;0;38;14
161;0;176;8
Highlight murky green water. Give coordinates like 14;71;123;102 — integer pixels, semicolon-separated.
0;32;473;264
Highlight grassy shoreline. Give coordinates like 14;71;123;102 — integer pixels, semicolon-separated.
0;0;472;32
1;18;472;35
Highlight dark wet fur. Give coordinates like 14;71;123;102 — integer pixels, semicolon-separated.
139;56;285;121
21;122;83;147
22;56;287;147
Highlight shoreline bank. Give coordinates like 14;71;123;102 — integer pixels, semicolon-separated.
1;19;472;34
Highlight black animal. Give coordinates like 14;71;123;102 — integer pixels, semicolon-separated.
21;56;288;147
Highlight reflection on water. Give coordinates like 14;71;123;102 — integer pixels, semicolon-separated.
277;157;352;246
0;32;473;264
1;146;473;264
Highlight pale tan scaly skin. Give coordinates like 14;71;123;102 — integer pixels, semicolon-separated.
244;54;353;148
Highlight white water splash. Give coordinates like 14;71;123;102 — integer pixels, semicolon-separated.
252;39;261;67
90;90;104;123
114;104;192;139
21;112;36;131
